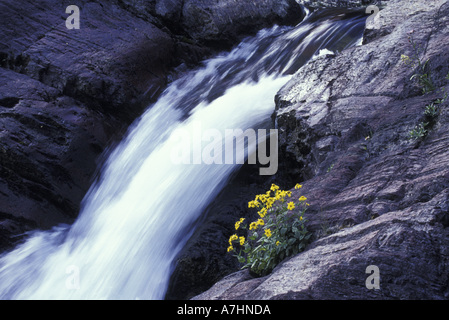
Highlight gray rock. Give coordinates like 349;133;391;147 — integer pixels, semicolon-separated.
180;0;304;47
119;0;304;48
299;0;389;9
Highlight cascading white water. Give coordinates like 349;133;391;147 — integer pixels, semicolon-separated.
0;9;367;299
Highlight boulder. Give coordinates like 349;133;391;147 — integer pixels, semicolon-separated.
180;0;304;47
120;0;305;48
298;0;389;9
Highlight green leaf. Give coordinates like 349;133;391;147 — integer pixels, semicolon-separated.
280;227;287;236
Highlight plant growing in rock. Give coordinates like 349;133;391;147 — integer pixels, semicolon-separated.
434;89;447;105
401;31;435;94
424;102;439;118
408;122;428;140
227;183;310;276
408;82;448;141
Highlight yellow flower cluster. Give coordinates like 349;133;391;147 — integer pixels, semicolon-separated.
229;234;238;245
227;234;238;252
228;233;245;252
243;183;303;233
227;182;310;276
235;218;245;230
248;200;260;208
229;182;309;254
251;184;292;214
264;229;272;238
249;218;265;231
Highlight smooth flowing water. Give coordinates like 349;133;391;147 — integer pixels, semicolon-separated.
0;8;367;299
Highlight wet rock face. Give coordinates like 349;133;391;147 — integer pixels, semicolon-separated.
121;0;305;48
194;0;449;300
0;0;304;251
180;0;304;47
0;67;117;250
0;0;180;121
299;0;389;9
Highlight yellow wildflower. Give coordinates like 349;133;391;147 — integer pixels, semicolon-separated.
257;194;267;204
248;200;260;208
265;229;272;238
270;184;279;191
235;218;245;230
287;201;295;210
299;196;307;201
300;216;303;221
275;190;289;202
239;236;245;246
227;245;234;252
276;241;280;246
257;218;264;226
294;183;302;189
229;234;238;245
258;207;267;218
266;197;275;208
249;222;258;231
275;190;281;201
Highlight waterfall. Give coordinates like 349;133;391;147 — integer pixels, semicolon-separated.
0;8;367;299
